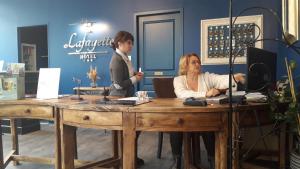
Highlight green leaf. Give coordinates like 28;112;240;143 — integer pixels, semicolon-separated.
290;60;297;70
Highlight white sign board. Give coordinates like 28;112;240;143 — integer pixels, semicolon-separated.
37;68;61;99
0;60;4;72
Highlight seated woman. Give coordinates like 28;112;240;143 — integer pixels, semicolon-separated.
170;53;245;169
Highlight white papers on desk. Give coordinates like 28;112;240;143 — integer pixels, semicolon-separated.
58;94;71;98
118;97;139;101
231;91;246;96
245;92;267;102
36;68;61;99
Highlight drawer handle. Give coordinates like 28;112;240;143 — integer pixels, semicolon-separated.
83;115;90;121
177;118;184;125
25;109;31;114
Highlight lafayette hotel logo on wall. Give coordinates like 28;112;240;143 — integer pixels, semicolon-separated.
63;21;113;62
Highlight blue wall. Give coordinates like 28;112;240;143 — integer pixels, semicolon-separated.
282;42;300;87
0;0;287;94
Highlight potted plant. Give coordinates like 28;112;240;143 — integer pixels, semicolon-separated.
269;58;300;169
87;65;100;88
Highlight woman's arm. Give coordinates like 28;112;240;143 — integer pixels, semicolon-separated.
173;76;206;98
205;72;238;90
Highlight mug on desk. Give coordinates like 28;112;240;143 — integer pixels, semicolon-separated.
135;91;148;101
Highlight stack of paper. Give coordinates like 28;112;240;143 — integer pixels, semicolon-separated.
245;92;267;102
231;91;246;96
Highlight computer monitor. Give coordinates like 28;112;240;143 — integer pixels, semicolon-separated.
245;47;277;93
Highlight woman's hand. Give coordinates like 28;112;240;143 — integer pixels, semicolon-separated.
135;72;144;81
234;73;245;84
206;88;221;97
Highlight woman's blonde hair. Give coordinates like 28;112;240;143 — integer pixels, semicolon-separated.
178;53;201;75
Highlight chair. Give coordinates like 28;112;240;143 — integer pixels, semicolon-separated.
153;77;202;168
152;77;177;159
152;77;177;98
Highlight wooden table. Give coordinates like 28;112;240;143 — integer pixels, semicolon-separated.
0;96;273;169
0;98;62;169
125;99;271;169
59;97;270;169
0;97;91;169
231;103;287;169
58;96;126;169
125;98;231;169
0;96;124;169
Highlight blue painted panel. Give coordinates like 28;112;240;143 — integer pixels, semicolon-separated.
140;84;154;91
143;20;174;70
144;77;154;85
138;11;183;92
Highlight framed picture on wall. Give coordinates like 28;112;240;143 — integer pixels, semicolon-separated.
21;43;37;71
200;15;263;65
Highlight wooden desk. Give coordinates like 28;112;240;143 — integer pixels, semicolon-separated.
58;96;126;169
232;104;287;169
125;99;270;169
126;98;230;169
0;96;123;169
0;97;274;169
0;97;84;169
0;99;60;169
59;97;270;169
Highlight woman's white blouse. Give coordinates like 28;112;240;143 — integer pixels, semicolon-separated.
173;72;237;98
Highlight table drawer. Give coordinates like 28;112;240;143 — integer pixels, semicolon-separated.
136;112;223;131
0;105;53;119
62;109;122;126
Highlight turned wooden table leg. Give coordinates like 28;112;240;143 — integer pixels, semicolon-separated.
123;112;136;169
73;128;78;159
215;131;221;169
0;119;4;169
215;113;228;169
215;132;227;169
61;123;76;169
10;119;19;166
112;130;119;169
112;130;119;159
183;132;191;169
54;108;61;169
192;133;201;167
60;109;76;169
118;131;123;168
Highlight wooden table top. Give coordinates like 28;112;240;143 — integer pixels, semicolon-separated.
0;96;268;113
129;98;269;113
0;95;127;112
